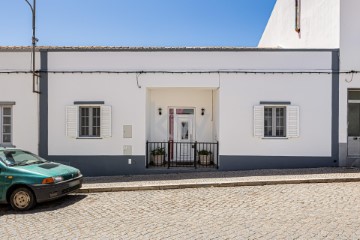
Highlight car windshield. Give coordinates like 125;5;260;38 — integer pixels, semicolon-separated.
0;150;47;166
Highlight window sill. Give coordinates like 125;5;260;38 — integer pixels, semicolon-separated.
261;137;289;140
0;143;15;148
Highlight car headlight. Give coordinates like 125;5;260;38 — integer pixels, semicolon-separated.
77;170;81;176
53;176;64;183
42;176;63;184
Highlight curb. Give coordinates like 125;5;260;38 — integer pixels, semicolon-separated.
77;177;360;193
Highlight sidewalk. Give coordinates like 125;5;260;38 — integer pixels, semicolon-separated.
78;167;360;193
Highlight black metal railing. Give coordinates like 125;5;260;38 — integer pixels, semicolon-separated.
146;141;219;169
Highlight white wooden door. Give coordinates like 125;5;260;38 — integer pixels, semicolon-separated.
348;102;360;156
174;115;194;161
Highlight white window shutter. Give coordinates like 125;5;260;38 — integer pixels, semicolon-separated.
254;105;264;137
66;106;78;138
101;106;112;138
287;106;300;138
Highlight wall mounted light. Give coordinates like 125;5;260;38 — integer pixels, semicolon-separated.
158;107;162;115
201;108;205;116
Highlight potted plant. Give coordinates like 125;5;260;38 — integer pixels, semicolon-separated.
198;149;212;165
151;147;166;166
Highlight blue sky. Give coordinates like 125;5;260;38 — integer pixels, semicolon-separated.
0;0;276;47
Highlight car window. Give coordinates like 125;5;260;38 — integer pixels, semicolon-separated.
0;151;14;165
0;150;46;166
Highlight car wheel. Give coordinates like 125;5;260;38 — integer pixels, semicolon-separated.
10;187;36;211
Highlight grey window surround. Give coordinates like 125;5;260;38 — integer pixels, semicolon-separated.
260;101;291;105
74;101;105;105
0;102;16;106
0;105;13;144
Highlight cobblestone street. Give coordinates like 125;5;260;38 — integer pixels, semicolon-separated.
2;182;360;239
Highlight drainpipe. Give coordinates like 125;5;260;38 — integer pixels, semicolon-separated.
25;0;40;94
25;0;41;156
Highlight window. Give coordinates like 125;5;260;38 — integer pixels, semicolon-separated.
1;106;12;145
79;107;101;137
254;105;299;138
264;107;286;137
66;105;112;139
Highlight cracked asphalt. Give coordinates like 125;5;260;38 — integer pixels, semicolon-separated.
1;182;360;239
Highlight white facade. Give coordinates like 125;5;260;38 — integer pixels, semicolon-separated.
0;48;337;175
259;0;339;48
339;0;360;166
41;50;334;160
220;72;331;157
0;52;39;153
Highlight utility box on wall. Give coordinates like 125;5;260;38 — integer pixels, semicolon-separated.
123;145;132;155
123;125;132;138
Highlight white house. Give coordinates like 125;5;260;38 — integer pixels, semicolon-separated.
259;0;360;167
0;47;337;176
259;0;340;49
1;0;359;176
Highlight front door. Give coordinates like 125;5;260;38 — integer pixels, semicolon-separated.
169;108;195;162
348;90;360;157
348;101;360;156
175;115;194;161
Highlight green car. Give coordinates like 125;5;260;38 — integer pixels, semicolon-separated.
0;147;83;211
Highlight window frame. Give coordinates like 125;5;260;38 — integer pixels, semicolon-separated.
0;105;13;145
78;106;101;138
263;106;287;138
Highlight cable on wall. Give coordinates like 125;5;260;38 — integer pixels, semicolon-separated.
1;70;360;75
136;72;142;88
345;70;356;83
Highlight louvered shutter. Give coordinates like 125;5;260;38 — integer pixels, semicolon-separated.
101;106;112;138
286;106;300;138
66;106;79;138
254;105;264;137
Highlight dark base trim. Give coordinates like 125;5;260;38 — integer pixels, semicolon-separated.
47;155;340;177
219;156;338;171
47;155;146;177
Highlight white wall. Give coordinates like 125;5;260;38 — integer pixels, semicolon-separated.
339;0;360;165
340;0;360;72
213;50;332;157
220;73;332;156
149;88;215;142
259;0;339;48
45;50;333;157
0;52;40;153
48;73;146;156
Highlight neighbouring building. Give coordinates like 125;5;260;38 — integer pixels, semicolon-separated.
0;0;359;176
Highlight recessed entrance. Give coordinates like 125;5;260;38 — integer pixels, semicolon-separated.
146;88;219;169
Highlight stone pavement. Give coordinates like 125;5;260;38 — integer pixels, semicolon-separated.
2;168;360;239
80;167;360;192
2;181;360;239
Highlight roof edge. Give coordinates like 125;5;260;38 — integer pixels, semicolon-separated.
0;46;339;52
